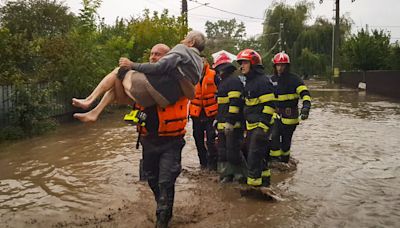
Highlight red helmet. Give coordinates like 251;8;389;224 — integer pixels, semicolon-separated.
213;52;232;69
236;49;262;65
272;52;290;64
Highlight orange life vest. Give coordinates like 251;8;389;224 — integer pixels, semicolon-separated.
189;63;218;117
137;97;189;137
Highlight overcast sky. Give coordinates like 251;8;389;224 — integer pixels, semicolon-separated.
64;0;400;42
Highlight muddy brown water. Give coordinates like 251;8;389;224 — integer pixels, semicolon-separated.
1;80;400;227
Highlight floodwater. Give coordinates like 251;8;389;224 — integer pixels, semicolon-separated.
0;80;399;227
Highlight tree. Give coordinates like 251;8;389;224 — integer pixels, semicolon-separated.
389;42;400;70
127;9;186;62
0;0;77;84
203;19;247;57
341;29;391;71
292;16;351;76
0;1;191;138
296;48;324;77
78;0;102;32
238;36;262;53
0;0;76;40
262;1;353;76
261;1;312;55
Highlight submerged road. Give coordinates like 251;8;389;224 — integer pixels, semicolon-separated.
0;80;399;227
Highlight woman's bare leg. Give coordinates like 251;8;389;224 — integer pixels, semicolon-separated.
73;89;116;122
72;68;119;110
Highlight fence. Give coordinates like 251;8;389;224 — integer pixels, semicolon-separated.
339;70;400;99
0;83;74;128
0;85;13;127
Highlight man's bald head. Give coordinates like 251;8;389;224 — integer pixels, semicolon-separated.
150;44;170;63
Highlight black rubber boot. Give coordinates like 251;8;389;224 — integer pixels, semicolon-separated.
220;175;233;183
232;161;248;184
262;176;271;187
207;155;218;171
156;185;171;228
280;155;290;163
155;219;168;228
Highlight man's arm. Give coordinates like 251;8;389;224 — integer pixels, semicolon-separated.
120;54;180;75
295;76;311;120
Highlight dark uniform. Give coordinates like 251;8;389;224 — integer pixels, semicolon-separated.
243;66;275;187
216;69;246;182
236;48;275;187
136;97;188;228
270;71;311;162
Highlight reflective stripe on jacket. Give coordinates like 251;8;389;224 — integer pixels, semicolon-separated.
216;74;244;129
243;66;275;132
271;72;311;125
189;63;218;117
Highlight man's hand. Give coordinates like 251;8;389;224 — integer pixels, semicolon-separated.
300;107;310;120
119;57;134;69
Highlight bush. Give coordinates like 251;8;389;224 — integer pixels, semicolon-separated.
6;81;60;139
0;126;25;141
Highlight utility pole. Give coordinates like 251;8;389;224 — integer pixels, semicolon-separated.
279;22;284;51
320;0;356;82
333;0;340;81
181;0;188;37
331;23;335;77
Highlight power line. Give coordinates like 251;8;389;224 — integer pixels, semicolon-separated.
144;0;181;14
190;13;262;23
188;3;208;11
356;25;400;29
188;0;264;21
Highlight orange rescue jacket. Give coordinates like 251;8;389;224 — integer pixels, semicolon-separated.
137;97;189;137
189;63;218;118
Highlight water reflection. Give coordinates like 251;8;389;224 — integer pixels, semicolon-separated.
0;117;143;218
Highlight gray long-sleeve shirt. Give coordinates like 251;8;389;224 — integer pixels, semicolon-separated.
131;44;203;85
130;44;203;104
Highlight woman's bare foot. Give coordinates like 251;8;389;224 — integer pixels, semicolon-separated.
73;112;98;122
72;98;92;110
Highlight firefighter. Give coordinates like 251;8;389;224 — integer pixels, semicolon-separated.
214;51;247;183
189;58;218;170
269;52;311;163
129;97;188;228
237;49;275;187
135;44;170;182
126;33;205;227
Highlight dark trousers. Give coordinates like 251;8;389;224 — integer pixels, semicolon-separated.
246;128;270;180
217;128;244;165
192;117;217;168
270;119;297;156
141;136;185;224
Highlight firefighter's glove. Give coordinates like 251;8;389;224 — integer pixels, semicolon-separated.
224;122;234;135
123;109;147;126
300;107;310;120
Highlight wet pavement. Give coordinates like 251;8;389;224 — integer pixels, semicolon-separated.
0;80;399;227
